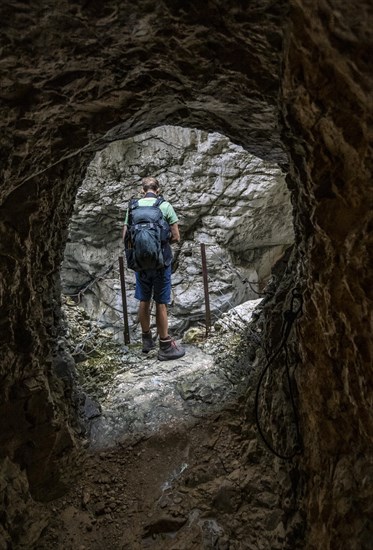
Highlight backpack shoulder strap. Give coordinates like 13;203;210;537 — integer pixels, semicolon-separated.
127;198;139;227
153;196;165;208
129;198;139;209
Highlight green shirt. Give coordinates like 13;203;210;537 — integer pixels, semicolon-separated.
124;197;178;225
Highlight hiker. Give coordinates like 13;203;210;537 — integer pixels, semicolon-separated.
122;176;185;361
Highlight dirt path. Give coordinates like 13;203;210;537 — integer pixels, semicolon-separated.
40;299;304;549
37;398;302;550
38;410;240;549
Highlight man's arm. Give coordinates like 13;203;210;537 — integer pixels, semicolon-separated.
170;223;180;243
122;224;127;242
122;205;130;242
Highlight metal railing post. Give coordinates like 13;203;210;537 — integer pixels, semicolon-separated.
200;243;211;336
118;256;130;344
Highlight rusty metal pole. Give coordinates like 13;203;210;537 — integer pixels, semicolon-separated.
118;256;130;344
200;243;211;337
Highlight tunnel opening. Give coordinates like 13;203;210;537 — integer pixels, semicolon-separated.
58;124;295;450
34;123;304;549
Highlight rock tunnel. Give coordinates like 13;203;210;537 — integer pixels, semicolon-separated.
0;0;371;548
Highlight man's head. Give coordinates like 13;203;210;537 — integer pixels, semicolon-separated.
142;177;160;195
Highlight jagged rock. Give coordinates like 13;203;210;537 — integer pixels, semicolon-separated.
143;514;188;536
63;296;260;450
0;458;49;549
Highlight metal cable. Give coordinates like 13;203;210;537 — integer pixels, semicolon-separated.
254;289;303;460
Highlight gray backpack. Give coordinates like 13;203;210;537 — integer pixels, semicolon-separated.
125;197;171;272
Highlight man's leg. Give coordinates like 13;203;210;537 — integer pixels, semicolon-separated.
153;267;185;361
138;300;156;353
135;272;156;353
155;303;168;339
153;266;172;339
138;300;151;333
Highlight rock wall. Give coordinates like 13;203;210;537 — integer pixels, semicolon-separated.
281;1;372;548
0;0;371;548
61;126;293;337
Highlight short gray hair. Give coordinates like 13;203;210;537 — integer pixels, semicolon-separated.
142;177;160;192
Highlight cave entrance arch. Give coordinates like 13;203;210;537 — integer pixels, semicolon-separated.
60;125;294;449
62;125;293;338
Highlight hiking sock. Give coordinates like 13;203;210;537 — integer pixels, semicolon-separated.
142;330;155;353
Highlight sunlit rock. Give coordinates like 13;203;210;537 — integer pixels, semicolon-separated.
61;126;293;338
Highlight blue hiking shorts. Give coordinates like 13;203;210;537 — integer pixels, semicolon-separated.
134;265;172;304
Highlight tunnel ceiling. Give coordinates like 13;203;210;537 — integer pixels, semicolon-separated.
1;0;287;202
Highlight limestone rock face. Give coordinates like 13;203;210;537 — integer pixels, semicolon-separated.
61;126;293;336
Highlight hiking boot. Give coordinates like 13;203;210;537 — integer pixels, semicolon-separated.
157;337;185;361
142;331;156;354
